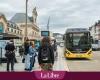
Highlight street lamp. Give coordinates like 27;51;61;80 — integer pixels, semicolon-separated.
25;0;28;41
47;16;50;31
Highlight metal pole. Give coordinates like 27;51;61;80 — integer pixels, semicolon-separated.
25;0;28;40
0;48;2;65
47;16;50;31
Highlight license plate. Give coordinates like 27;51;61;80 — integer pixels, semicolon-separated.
76;55;82;57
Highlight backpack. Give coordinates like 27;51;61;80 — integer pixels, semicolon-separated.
41;47;50;62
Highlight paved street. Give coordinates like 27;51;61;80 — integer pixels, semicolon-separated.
55;47;100;72
0;46;100;72
66;50;100;71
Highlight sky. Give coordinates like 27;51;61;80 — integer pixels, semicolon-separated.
0;0;100;34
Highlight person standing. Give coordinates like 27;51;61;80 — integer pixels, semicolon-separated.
5;40;15;72
52;39;58;60
35;41;40;52
38;37;54;71
19;46;24;58
24;39;30;71
29;42;37;71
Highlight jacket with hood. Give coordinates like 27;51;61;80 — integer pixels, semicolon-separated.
5;42;15;51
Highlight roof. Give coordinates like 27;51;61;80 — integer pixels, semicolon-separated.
65;28;89;33
10;13;32;23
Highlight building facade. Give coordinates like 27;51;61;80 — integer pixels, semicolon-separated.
0;14;7;34
10;7;40;42
89;20;100;40
0;13;23;58
0;13;22;40
53;33;64;45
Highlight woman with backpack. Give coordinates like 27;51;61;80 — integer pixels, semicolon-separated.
38;37;54;71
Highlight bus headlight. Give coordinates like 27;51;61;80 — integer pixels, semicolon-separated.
65;51;70;55
88;51;92;55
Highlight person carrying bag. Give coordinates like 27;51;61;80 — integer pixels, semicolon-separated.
38;37;54;71
5;40;15;72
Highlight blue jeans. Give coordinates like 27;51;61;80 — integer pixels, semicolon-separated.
30;56;35;70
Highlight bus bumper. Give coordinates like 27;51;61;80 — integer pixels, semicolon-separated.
64;49;92;59
64;53;92;59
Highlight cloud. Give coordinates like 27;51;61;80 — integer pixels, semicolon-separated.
1;0;100;33
0;3;14;12
0;0;35;18
36;0;100;33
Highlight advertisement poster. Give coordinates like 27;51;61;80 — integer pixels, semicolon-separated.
0;0;100;80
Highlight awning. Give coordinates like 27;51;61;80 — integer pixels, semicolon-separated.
0;33;22;40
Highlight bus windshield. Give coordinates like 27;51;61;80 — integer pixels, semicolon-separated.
66;32;91;51
72;33;84;46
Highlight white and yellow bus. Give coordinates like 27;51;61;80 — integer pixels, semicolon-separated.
63;28;92;59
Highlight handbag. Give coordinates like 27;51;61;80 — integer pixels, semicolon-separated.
5;51;15;58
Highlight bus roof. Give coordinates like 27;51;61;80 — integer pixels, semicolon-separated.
65;28;89;33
